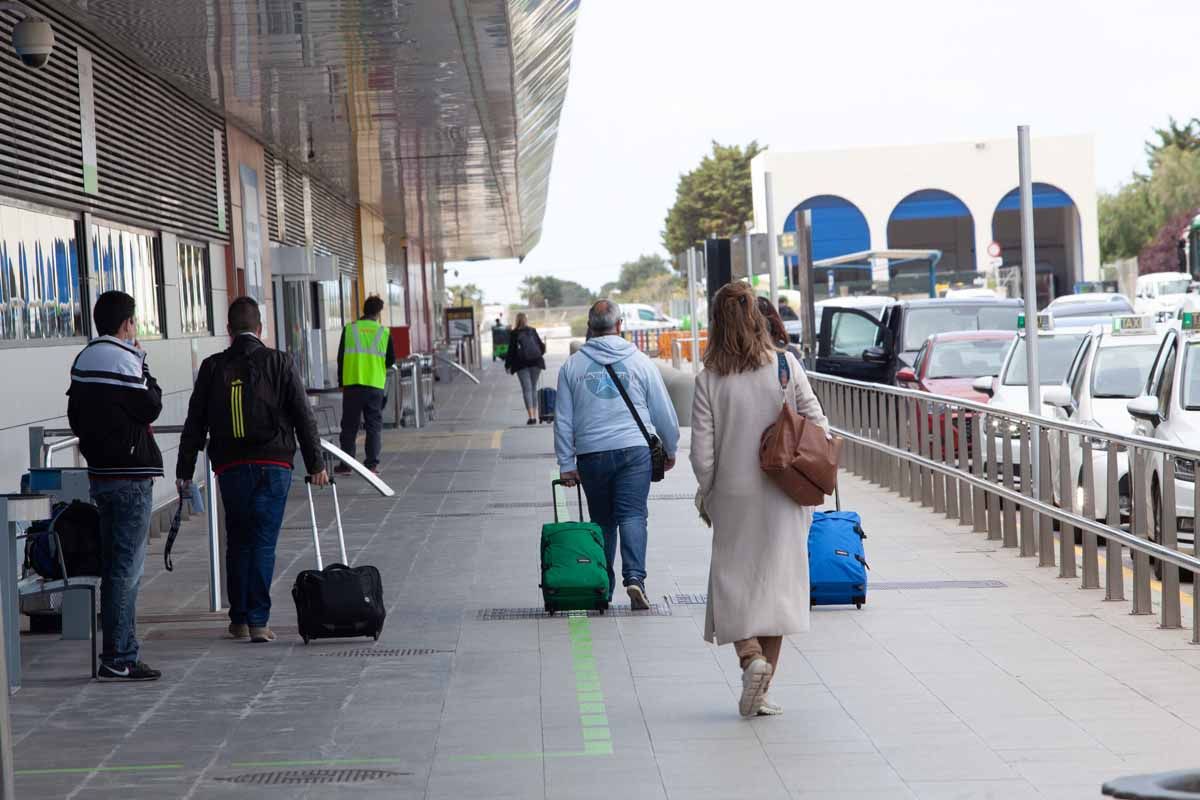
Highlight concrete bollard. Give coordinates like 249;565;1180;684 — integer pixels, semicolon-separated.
655;362;696;428
569;339;584;355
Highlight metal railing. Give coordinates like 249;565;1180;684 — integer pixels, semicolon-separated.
807;372;1200;639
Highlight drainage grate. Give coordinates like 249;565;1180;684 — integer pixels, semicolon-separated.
648;493;696;501
476;604;673;620
217;768;410;786
667;593;708;605
487;501;552;509
320;648;452;658
422;512;499;518
412;489;497;495
873;580;1007;590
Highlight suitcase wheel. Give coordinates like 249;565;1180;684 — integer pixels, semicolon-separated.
301;635;309;644
855;603;862;610
373;632;380;641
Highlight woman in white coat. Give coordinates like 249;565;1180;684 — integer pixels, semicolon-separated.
690;282;829;717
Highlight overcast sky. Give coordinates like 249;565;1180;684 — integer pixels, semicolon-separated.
450;0;1200;305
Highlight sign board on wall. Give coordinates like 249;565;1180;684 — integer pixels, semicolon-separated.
730;233;770;278
240;164;263;303
445;306;475;341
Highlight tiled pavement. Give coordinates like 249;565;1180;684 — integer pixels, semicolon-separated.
9;353;1200;799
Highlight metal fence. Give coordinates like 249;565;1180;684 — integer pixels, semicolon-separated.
807;372;1200;638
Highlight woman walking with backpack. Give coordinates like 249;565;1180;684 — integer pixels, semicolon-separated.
505;313;547;425
690;282;829;718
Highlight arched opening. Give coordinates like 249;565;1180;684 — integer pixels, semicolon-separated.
783;195;870;296
991;183;1082;306
886;189;976;296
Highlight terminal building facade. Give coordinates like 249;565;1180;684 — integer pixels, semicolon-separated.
751;136;1100;299
0;0;578;509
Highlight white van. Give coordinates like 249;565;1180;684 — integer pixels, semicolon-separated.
1135;272;1193;321
621;303;678;331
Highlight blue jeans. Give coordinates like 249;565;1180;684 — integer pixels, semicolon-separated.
90;479;153;667
576;446;651;599
218;464;292;626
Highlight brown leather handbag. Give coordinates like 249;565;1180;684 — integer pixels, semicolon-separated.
760;353;842;506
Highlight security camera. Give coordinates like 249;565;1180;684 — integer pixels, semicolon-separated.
12;15;53;69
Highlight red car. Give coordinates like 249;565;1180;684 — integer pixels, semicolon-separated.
896;330;1016;454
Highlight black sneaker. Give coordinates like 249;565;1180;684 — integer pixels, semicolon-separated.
333;464;353;475
625;579;650;611
98;661;162;682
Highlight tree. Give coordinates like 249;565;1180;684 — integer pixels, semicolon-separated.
615;254;670;293
1146;116;1200;168
662;141;766;262
519;275;594;307
446;282;483;306
1100;143;1200;263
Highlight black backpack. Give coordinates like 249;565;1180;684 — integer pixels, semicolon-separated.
514;328;542;366
214;347;278;446
25;501;102;581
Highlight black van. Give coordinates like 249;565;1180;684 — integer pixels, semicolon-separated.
815;297;1024;384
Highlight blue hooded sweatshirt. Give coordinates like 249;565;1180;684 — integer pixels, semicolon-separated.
554;335;681;472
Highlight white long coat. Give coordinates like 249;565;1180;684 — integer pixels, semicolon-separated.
690;352;829;645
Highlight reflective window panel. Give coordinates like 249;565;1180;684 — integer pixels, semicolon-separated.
178;239;212;335
91;222;163;339
0;204;83;342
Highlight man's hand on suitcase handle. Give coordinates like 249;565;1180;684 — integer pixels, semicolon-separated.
559;470;580;488
307;470;331;487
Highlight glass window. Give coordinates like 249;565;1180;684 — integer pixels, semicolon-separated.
830;312;880;357
0;204;83;342
388;279;406;325
904;305;1021;351
1183;343;1200;410
638;309;656;321
927;339;1013;380
91;222;163;338
1091;343;1159;399
177;240;211;335
1002;333;1087;386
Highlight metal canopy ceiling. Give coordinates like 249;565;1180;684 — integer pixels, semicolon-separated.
53;0;580;263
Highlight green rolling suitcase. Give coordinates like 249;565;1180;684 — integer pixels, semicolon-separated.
541;479;610;614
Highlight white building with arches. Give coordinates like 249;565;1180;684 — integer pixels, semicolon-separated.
750;135;1098;299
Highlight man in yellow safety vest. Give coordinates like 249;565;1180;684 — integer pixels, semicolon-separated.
335;296;395;474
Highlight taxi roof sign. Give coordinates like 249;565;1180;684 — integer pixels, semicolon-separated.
1183;311;1200;332
1017;312;1053;331
1111;314;1154;335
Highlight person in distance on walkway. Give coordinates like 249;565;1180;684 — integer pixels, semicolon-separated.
336;295;395;474
777;296;799;322
758;296;803;362
177;297;328;643
68;291;164;682
504;312;547;424
691;282;829;717
555;300;680;609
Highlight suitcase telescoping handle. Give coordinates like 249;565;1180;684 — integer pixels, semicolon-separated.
551;478;584;524
304;475;348;570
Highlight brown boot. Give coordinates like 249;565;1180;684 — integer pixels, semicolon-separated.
228;623;249;640
249;626;276;643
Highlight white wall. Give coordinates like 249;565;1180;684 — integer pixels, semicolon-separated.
751;135;1100;282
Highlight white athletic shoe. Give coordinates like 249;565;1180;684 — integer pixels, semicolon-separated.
739;657;773;718
755;694;783;716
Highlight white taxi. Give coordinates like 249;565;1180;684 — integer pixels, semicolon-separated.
1127;312;1200;563
1043;315;1169;520
973;314;1094;474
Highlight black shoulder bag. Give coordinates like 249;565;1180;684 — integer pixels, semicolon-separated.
603;364;667;482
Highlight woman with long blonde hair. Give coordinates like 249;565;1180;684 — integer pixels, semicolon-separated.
504;312;546;424
690;281;829;717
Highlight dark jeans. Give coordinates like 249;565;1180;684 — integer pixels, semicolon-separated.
576;446;652;599
90;479;153;667
218;464;292;626
341;385;385;469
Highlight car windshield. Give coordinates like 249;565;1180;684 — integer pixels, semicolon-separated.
926;339;1012;379
1184;343;1200;410
1091;343;1159;399
1002;333;1087;386
1158;279;1191;295
904;305;1021;351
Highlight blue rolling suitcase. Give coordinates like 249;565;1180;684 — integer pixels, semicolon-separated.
538;387;556;423
809;497;868;608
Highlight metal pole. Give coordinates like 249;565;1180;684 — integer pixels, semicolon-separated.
0;586;13;800
204;454;222;613
1018;125;1041;501
764;171;780;307
743;228;753;282
687;248;701;375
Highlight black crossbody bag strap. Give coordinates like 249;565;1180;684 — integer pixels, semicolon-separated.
604;364;652;445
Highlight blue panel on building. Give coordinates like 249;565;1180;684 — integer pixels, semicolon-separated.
784;195;870;261
995;183;1074;212
889;189;972;221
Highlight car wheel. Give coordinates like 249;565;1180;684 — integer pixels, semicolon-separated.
1151;480;1164;582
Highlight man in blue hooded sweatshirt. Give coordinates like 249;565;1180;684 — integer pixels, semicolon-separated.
555;300;680;609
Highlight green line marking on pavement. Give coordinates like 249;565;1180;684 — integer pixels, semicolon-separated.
16;764;184;777
449;750;597;763
230;757;410;768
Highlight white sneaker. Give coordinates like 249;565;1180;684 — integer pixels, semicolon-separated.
756;694;783;716
739;657;773;718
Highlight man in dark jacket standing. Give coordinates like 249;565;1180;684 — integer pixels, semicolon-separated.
177;297;328;643
67;291;163;681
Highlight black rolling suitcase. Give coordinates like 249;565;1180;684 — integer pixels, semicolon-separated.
538;387;557;423
292;476;386;643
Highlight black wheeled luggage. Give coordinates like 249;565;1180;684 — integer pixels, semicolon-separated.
538;387;557;423
292;476;386;643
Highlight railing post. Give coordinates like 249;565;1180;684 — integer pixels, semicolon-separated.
986;415;1002;541
1161;456;1181;629
28;426;44;471
1194;471;1200;643
1003;425;1018;549
1058;429;1077;579
972;413;987;533
1038;426;1055;568
944;407;958;521
897;396;911;500
1016;423;1032;555
957;409;971;527
1131;445;1153;615
919;399;934;508
931;402;945;512
1105;442;1125;602
867;392;880;485
1080;439;1101;590
909;397;922;501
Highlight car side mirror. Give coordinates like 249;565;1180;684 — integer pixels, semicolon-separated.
863;346;890;365
972;376;995;398
1043;385;1075;415
1127;395;1163;427
895;367;917;383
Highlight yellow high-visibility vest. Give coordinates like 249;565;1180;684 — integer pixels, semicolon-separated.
342;319;388;389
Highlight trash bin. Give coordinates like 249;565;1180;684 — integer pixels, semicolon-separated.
1104;770;1200;798
492;325;510;361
